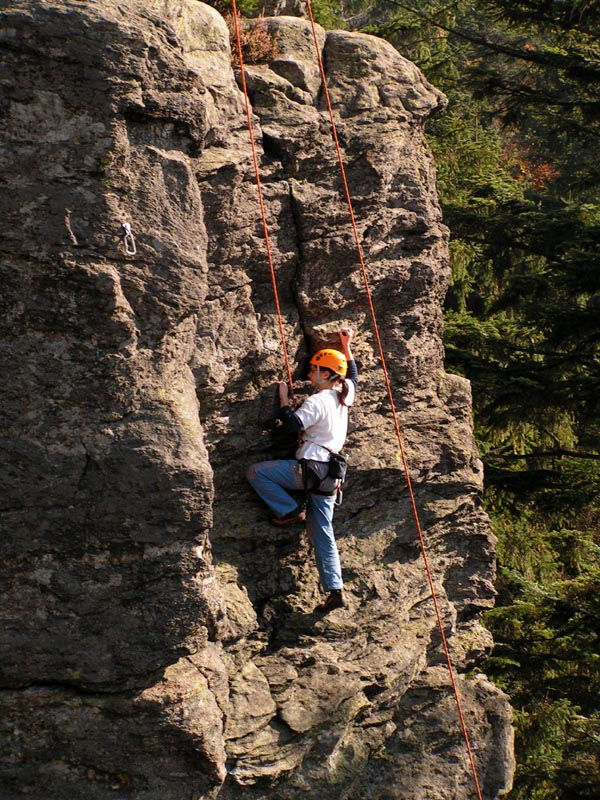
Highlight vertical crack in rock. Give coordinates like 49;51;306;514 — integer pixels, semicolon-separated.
0;2;514;799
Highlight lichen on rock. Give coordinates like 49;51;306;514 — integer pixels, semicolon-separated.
0;1;514;798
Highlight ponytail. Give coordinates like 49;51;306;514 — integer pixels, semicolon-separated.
340;379;351;406
319;368;350;405
332;375;350;406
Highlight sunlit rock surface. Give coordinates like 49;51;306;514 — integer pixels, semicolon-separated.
0;1;514;798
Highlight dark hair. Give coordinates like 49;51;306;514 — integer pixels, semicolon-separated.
330;372;350;405
314;365;350;405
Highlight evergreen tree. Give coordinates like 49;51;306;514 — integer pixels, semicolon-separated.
363;2;600;797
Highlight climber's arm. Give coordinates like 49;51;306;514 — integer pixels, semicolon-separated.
278;404;303;433
346;359;358;388
277;380;303;433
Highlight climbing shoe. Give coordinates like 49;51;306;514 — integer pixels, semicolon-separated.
271;508;306;527
315;589;347;613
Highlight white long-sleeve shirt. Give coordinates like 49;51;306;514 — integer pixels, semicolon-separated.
294;381;355;462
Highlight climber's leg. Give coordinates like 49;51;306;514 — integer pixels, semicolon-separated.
246;459;304;519
306;492;342;591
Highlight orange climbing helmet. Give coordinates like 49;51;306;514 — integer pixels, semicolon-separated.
310;348;347;377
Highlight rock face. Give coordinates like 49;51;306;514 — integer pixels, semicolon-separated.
0;2;514;798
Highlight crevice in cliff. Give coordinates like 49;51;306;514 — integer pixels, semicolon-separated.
317;35;330;113
204;282;253;303
0;680;138;699
261;131;290;168
123;108;202;158
287;180;311;351
77;437;93;492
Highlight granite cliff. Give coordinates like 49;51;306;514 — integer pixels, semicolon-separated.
0;1;514;798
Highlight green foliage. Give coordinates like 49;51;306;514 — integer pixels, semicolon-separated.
484;517;600;798
212;0;347;30
308;0;346;29
361;1;600;797
510;702;600;800
210;0;261;15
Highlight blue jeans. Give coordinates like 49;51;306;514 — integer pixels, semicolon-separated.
246;459;343;591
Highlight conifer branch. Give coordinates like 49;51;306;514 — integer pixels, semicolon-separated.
380;0;600;79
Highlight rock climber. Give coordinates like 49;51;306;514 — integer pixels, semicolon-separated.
246;328;357;613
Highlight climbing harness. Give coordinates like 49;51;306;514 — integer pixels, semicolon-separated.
299;456;344;504
122;221;136;256
230;2;483;798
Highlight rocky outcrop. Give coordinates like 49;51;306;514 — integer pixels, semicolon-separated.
0;1;514;798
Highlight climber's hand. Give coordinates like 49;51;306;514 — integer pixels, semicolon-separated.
339;327;354;352
278;380;290;407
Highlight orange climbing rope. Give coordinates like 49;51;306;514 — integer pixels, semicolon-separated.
303;3;484;798
230;2;483;797
229;3;295;400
